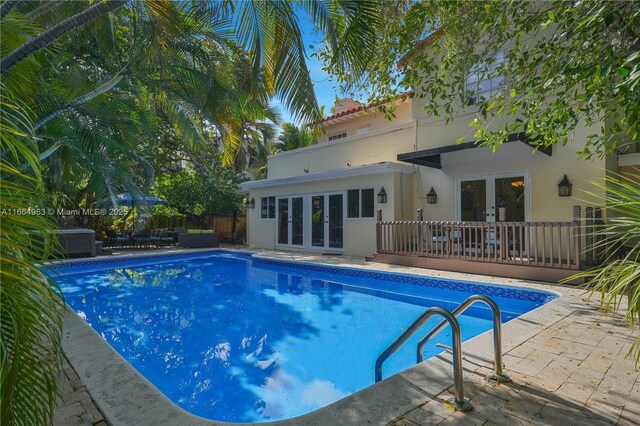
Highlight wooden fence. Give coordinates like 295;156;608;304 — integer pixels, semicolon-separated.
149;215;246;243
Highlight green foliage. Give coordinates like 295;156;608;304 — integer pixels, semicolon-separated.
276;122;318;152
564;172;640;366
0;2;381;423
0;95;64;426
322;0;640;158
153;168;243;223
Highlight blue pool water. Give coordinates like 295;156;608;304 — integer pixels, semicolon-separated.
54;251;556;423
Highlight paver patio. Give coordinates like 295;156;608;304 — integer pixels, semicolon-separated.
52;250;639;425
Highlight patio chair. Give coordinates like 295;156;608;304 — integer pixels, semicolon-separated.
132;230;151;247
150;228;174;247
431;229;461;255
105;229;130;247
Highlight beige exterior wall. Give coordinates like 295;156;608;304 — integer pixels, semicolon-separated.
244;169;414;257
242;27;624;257
267;123;416;178
409;111;608;222
319;101;413;143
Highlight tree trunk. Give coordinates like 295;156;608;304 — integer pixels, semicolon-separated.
0;0;128;75
0;0;21;20
35;70;126;130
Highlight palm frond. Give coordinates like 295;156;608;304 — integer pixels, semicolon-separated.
565;170;640;366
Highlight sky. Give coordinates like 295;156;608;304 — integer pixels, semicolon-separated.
276;8;342;125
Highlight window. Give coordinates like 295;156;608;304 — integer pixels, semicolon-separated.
328;131;347;141
361;189;374;217
261;196;275;219
347;189;375;218
465;50;506;105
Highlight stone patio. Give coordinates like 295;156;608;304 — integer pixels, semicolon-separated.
53;358;107;426
52;249;639;425
391;306;638;426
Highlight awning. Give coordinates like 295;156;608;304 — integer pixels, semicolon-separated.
397;132;552;169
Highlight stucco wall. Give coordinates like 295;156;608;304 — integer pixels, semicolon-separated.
245;171;414;257
411;126;608;222
267;124;416;178
319;101;413;143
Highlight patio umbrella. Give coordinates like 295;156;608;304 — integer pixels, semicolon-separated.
113;193;168;207
110;193;168;230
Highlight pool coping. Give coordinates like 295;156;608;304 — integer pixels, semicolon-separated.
59;249;587;426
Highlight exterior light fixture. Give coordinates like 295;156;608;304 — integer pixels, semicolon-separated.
249;198;256;209
377;187;387;204
426;187;437;204
557;175;572;197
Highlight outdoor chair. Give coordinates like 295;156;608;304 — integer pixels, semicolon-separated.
105;229;130;247
132;230;152;247
150;228;174;247
431;229;461;255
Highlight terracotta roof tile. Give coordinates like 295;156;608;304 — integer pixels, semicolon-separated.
321;91;413;124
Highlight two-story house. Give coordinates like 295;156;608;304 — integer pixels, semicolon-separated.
240;41;639;281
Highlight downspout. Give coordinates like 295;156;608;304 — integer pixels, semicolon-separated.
401;172;404;219
413;119;425;213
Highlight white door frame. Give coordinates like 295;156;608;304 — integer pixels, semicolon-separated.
275;195;305;248
275;192;346;251
455;171;531;222
307;191;345;252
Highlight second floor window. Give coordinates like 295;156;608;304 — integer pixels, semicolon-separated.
328;131;347;141
465;50;506;105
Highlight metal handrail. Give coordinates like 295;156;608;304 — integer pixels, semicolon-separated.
416;295;510;383
374;307;472;412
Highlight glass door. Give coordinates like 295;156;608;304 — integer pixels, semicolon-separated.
328;194;343;249
458;173;528;222
311;195;325;247
309;193;344;250
277;196;304;246
494;176;525;222
460;179;488;221
291;197;304;246
277;198;289;244
458;173;529;257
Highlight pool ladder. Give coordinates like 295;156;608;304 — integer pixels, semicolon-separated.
374;295;511;412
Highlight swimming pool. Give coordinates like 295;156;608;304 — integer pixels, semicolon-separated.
55;250;557;423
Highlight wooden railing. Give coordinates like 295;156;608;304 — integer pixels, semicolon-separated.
376;207;584;270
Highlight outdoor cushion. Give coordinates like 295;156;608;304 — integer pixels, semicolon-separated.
178;232;219;248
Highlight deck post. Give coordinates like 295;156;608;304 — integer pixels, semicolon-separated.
376;209;382;253
594;207;603;264
585;207;594;265
417;209;424;255
573;205;581;269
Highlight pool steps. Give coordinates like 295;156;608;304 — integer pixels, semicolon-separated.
375;294;511;413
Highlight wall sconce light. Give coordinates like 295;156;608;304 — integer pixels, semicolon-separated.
426;187;437;204
377;187;387;204
248;198;256;209
557;175;572;197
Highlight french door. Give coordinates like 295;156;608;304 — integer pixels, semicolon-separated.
310;193;344;250
277;196;304;246
457;172;529;222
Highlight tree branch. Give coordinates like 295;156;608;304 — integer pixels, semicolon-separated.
0;0;21;20
0;0;128;74
35;67;127;129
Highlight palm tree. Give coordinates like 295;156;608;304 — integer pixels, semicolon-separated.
0;2;382;424
275;122;318;152
565;172;640;366
0;92;64;426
